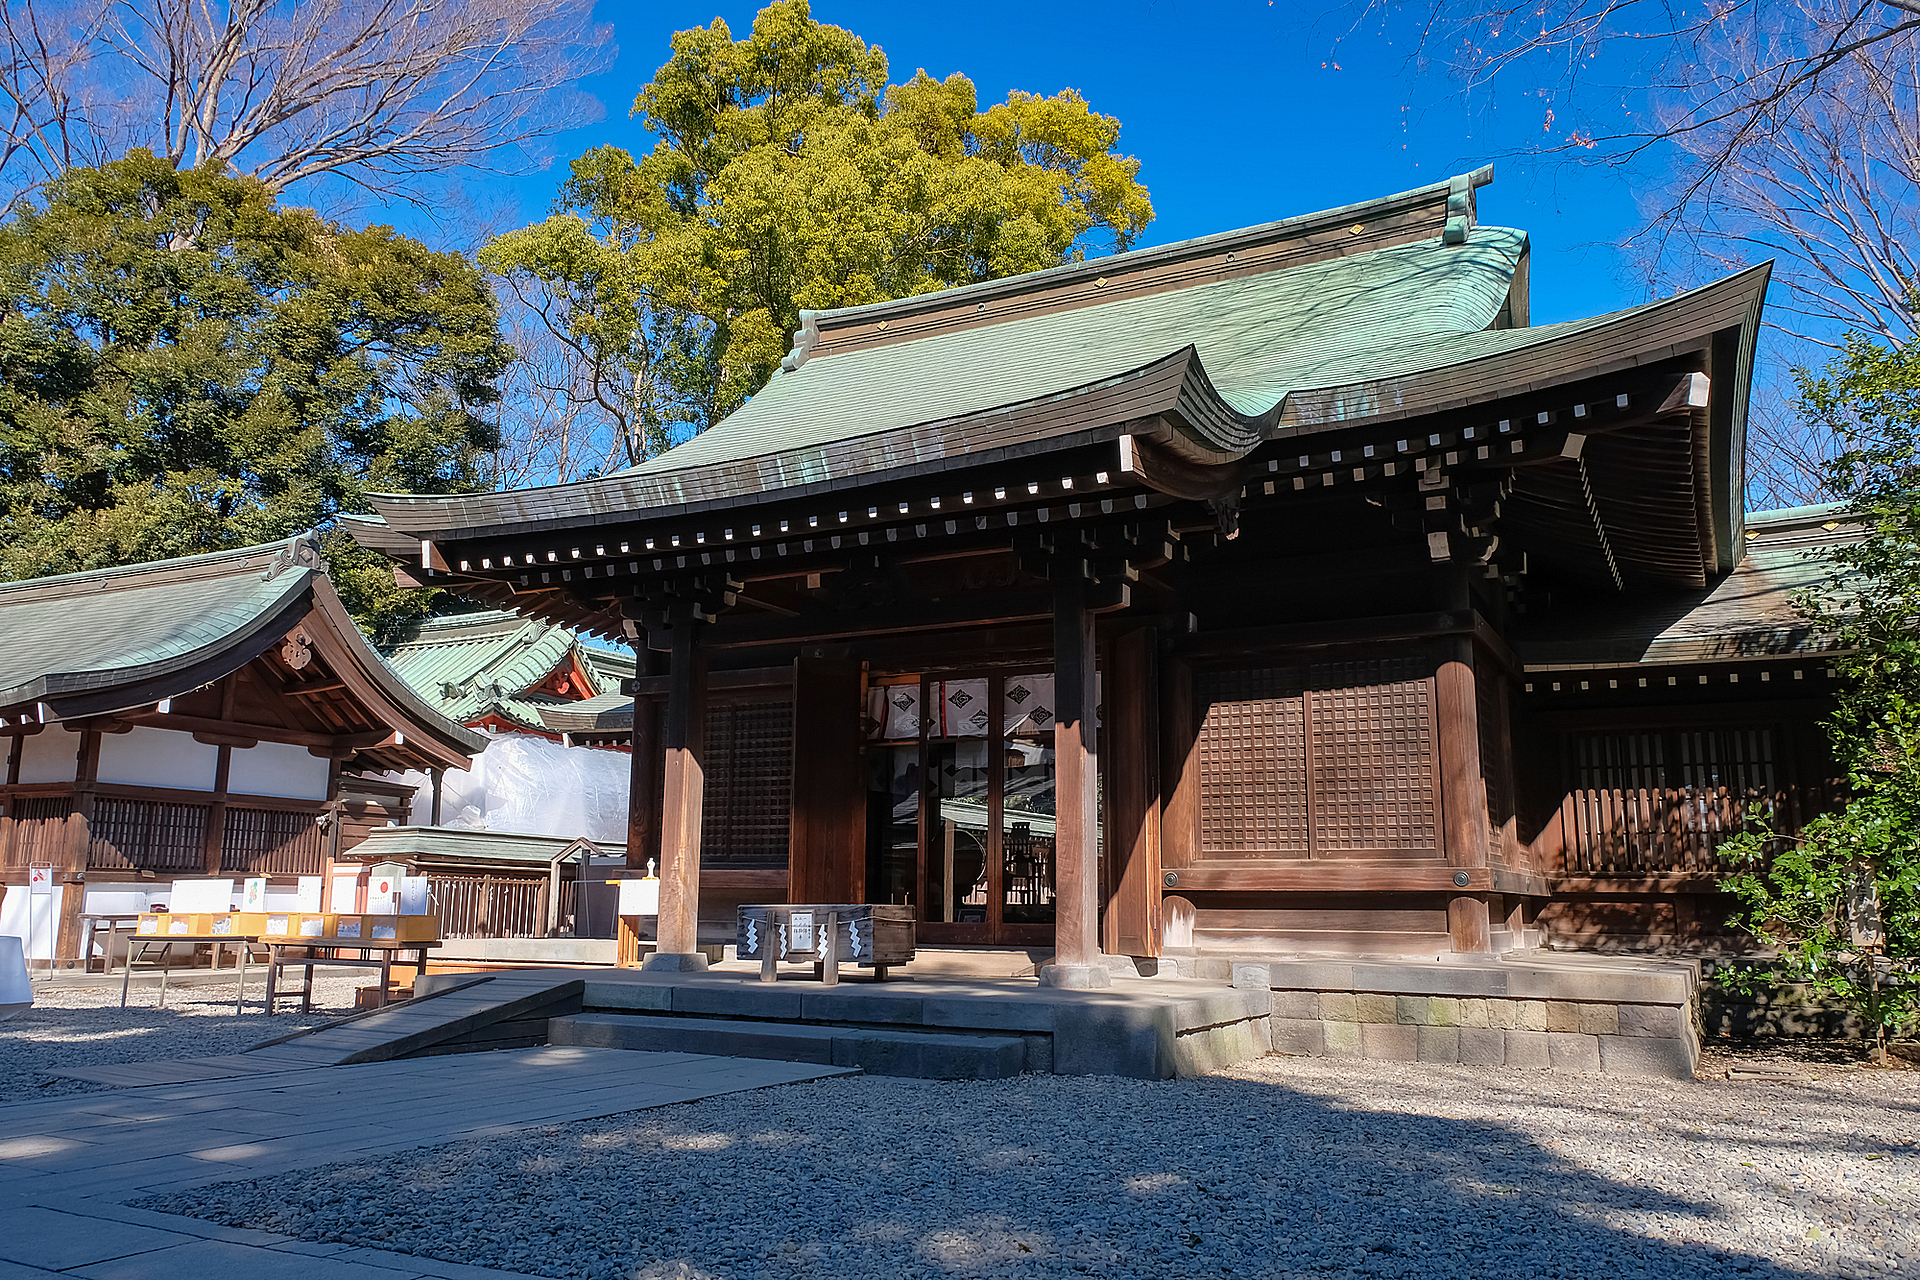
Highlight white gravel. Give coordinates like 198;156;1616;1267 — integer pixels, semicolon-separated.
0;975;367;1103
140;1051;1918;1280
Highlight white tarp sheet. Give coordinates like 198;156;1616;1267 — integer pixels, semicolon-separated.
384;734;628;844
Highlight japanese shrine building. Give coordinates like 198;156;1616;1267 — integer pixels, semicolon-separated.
0;535;487;965
349;168;1842;980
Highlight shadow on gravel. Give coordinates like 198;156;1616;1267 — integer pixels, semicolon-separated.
138;1064;1912;1280
0;988;350;1105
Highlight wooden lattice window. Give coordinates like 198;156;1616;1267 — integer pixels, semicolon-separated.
222;807;327;875
1197;658;1439;860
3;796;73;870
702;699;793;867
1197;667;1309;858
88;797;208;872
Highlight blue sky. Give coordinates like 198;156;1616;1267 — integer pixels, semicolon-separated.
455;0;1653;329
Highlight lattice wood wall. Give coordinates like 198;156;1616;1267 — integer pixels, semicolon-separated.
701;699;793;867
1196;657;1439;860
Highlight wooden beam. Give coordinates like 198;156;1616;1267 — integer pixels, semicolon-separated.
56;730;101;967
115;710;388;752
1435;578;1493;952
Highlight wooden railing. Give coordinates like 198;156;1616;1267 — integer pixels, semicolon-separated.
426;873;578;939
1554;785;1815;876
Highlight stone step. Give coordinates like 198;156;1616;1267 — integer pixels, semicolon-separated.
549;1011;1029;1079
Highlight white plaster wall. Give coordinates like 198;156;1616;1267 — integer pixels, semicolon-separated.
97;726;219;790
16;727;79;784
227;740;331;801
0;884;62;961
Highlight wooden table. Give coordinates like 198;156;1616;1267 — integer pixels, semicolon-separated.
79;914;143;976
263;939;440;1014
118;934;258;1014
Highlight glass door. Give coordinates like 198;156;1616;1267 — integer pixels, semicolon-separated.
863;668;1058;946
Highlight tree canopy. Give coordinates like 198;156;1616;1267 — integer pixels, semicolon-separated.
482;0;1153;463
0;150;513;637
1726;335;1920;1042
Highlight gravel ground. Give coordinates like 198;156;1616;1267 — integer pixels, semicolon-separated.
139;1051;1918;1280
0;975;366;1103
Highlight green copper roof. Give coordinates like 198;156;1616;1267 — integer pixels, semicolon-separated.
620;228;1529;479
381;610;619;733
0;539;320;711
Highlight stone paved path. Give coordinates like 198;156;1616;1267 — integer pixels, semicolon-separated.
0;1045;854;1277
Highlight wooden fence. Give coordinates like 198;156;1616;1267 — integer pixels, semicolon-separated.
425;873;579;939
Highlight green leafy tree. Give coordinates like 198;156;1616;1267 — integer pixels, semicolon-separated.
1725;335;1920;1044
0;151;513;639
482;0;1153;461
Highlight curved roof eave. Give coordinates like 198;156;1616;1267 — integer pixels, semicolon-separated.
300;575;490;766
0;537;323;717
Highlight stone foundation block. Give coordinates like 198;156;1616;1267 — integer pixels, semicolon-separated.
1232;963;1273;991
1578;1003;1621;1036
1270;1017;1327;1057
1518;1000;1549;1032
1597;1034;1697;1079
1486;999;1519;1030
1416;1026;1460;1063
1270;990;1321;1020
1324;1021;1363;1058
1616;1003;1684;1038
1320;992;1358;1023
1427;996;1460;1027
1356;993;1397;1024
1459;998;1490;1028
1395;995;1429;1025
1361;1022;1418;1061
1546;1001;1582;1033
1547;1032;1603;1072
1505;1029;1551;1068
1458;1026;1506;1067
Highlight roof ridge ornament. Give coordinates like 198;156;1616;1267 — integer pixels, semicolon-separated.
780;311;823;373
264;530;326;582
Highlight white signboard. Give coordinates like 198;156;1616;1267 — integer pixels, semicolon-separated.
617;877;660;916
400;876;430;915
243;877;267;912
293;877;323;911
789;911;814;953
329;874;360;912
168;878;233;914
27;866;53;895
365;875;398;915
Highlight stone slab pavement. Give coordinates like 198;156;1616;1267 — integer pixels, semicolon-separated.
0;1045;855;1278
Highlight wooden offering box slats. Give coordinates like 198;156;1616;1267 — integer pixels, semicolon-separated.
737;903;915;967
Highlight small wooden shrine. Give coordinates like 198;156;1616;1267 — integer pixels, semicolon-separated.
347;169;1847;978
0;535;487;966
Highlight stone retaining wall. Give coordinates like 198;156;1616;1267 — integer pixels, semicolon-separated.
1163;953;1702;1078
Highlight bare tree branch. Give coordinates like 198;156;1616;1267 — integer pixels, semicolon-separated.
0;0;611;208
1335;0;1920;505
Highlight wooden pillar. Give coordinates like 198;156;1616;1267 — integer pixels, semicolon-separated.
56;729;101;967
643;611;710;969
204;745;232;874
1103;627;1161;958
1043;564;1107;986
0;731;21;870
626;644;663;871
788;653;865;905
1437;632;1492;952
